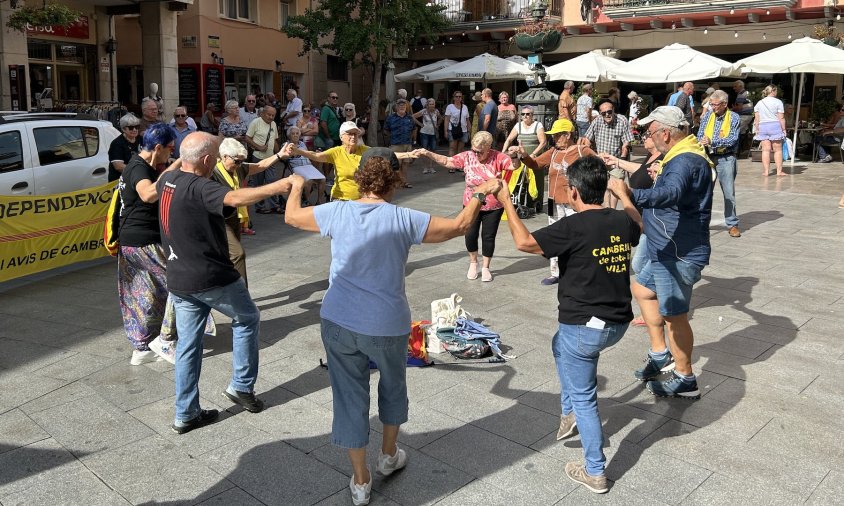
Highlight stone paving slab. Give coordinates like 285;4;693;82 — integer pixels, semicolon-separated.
1;158;843;504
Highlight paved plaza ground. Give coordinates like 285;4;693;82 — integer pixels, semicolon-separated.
1;156;843;505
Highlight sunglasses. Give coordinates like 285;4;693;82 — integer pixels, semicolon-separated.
600;110;614;117
472;148;487;156
303;109;311;112
329;96;339;99
520;112;532;116
246;100;256;103
454;95;463;99
124;125;139;130
344;108;354;111
174;114;187;118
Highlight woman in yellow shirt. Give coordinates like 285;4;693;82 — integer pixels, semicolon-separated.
291;121;418;200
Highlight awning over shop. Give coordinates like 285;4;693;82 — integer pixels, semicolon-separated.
546;50;623;83
605;43;740;83
394;59;459;83
424;53;533;83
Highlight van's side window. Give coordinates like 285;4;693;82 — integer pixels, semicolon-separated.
0;131;24;173
33;127;100;166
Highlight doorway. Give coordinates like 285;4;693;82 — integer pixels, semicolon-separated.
57;66;84;101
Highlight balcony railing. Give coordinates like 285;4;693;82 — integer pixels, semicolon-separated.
435;0;562;24
601;0;797;18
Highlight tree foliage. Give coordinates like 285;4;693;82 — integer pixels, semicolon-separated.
284;0;451;66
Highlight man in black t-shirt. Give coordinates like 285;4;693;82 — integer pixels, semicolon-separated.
495;156;641;495
157;132;295;435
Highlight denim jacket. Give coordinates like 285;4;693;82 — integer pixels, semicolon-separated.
632;152;714;266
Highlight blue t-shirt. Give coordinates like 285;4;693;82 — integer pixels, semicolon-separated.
384;113;414;145
479;100;498;136
313;201;431;336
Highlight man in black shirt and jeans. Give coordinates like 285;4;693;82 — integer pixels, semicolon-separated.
495;156;642;494
157;132;295;434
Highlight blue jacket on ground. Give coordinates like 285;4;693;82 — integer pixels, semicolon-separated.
632;152;714;267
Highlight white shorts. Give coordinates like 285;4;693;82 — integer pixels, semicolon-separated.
291;163;325;181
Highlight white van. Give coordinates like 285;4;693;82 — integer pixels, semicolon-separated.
0;112;121;196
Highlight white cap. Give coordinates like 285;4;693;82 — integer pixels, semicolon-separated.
638;106;689;128
339;121;361;136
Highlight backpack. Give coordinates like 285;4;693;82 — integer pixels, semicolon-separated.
103;182;121;256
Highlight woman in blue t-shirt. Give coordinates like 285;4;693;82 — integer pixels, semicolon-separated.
283;148;500;506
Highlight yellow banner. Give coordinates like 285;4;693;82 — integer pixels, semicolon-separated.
0;181;115;282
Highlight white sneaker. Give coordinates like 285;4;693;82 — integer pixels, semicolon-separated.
148;336;177;365
819;155;833;163
130;349;160;366
429;168;437;174
349;470;372;506
376;445;407;476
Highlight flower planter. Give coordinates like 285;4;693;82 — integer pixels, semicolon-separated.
513;30;562;53
823;37;840;46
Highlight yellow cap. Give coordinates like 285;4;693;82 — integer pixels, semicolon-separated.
546;118;574;134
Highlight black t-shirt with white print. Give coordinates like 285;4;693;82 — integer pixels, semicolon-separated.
156;170;240;295
532;208;641;325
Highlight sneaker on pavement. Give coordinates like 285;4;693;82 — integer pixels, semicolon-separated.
171;409;219;434
818;155;833;163
349;471;372;506
540;275;559;285
647;371;701;399
148;336;176;365
130;349;160;366
565;461;608;494
633;351;675;381
222;388;265;413
376;445;408;476
556;412;577;440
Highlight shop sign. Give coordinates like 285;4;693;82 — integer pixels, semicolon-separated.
26;15;90;39
100;57;110;73
203;64;225;113
182;36;197;48
208;35;220;48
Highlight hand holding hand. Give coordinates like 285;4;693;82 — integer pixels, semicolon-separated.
599;153;616;165
413;148;428;158
493;180;511;203
577;137;591;148
507;145;525;157
607;177;629;199
475;178;501;196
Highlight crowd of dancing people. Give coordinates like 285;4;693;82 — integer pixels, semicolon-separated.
108;76;806;500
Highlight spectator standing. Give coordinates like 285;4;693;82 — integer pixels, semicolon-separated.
156;132;296;434
731;80;754;147
280;89;303;131
444;90;470;164
343;103;359;126
246;106;281;214
319;91;342;148
667;85;684;106
239;95;259;125
753;85;787;177
286;126;327;205
626;106;714;400
384;99;416;187
673;82;695;128
411;89;426;147
108;113;141;182
138;97;161;136
478;88;498;140
627;91;641;125
558;81;577;122
413;98;442;174
502;106;547;158
493;156;641;495
297;104;320;151
200;102;220;134
219;99;248;146
170;106;196;159
698;90;741;237
496;91;517;147
607;87;620;112
579;99;634;208
576;84;594;136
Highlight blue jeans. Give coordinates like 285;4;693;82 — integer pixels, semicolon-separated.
172;278;260;423
814;135;839;158
552;322;629;476
712;154;738;227
321;318;409;449
420;133;438;152
576;120;590;137
631;233;649;275
637;259;703;317
249;156;280;211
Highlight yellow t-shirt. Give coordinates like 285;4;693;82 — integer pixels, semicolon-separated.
325;144;369;200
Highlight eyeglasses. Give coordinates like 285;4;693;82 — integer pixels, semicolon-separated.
642;127;666;140
124;125;139;130
472;148;487;156
710;101;725;108
174;114;187;118
226;156;244;165
520;112;532;116
600;110;614;117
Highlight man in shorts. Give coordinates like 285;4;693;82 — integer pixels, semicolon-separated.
620;106;714;399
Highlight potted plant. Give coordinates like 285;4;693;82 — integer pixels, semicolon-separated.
6;2;82;33
812;23;842;47
511;2;563;53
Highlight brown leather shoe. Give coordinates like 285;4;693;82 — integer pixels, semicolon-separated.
728;226;741;238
